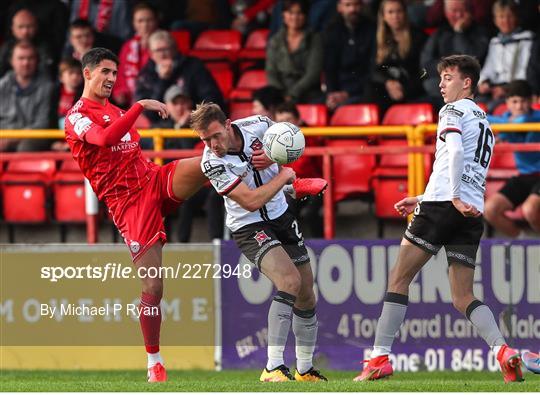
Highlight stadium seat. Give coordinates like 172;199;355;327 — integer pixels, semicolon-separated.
326;139;376;200
229;70;267;101
189;30;242;63
493;103;508;115
382;103;434;125
297;104;328;126
134;113;151;130
170;30;190;54
327;104;379;202
488;148;518;179
238;29;269;70
533;103;540;110
477;102;488;113
209;67;234;99
229;101;253;120
53;160;86;223
330;104;380;126
1;159;55;223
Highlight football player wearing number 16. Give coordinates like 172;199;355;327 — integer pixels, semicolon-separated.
191;102;328;382
354;55;524;384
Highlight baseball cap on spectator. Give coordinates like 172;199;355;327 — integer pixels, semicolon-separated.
164;85;190;103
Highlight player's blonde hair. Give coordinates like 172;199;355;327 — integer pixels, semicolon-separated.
190;102;227;132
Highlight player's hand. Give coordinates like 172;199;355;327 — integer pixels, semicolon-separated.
452;198;481;218
251;149;274;170
280;166;296;185
394;196;419;217
137;99;169;119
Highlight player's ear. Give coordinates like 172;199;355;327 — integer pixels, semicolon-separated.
225;118;231;129
83;66;92;81
463;76;472;91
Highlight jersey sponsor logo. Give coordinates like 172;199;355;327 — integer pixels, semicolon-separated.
74;117;93;136
203;162;232;189
472;110;486;119
253;230;271;246
249;138;263;151
68;112;83;125
111;141;138;152
103;115;111;123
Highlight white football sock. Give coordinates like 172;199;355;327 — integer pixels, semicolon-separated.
147;351;164;368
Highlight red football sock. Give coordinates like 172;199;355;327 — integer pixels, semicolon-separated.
139;292;162;354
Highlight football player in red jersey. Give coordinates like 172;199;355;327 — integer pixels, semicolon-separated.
64;47;207;382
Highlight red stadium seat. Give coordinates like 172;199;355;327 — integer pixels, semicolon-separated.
229;101;253;120
238;29;269;70
477;102;488;113
190;30;242;63
1;159;56;223
533;103;540;110
328;104;379;202
209;67;234;99
53;160;86;223
493;103;508;115
488;149;518;179
170;30;190;54
330;104;379;126
382;103;434;125
297;104;328;126
134;113;151;130
229;70;267;101
327;139;376;200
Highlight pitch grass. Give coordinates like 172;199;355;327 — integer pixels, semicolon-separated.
1;369;539;392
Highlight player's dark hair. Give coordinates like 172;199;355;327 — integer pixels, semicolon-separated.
190;102;227;131
437;55;481;93
70;18;93;31
504;80;533;98
253;86;285;113
81;47;119;70
275;102;300;119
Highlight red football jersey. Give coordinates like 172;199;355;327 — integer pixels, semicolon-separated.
65;98;157;204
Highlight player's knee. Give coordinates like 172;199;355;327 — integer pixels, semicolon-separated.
281;271;301;296
296;289;316;309
451;296;469;315
143;279;163;298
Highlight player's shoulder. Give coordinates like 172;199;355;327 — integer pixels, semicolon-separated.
440;99;485;119
65;99;91;132
232;115;274;134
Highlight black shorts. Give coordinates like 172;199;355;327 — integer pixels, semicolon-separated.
404;201;484;269
499;174;540;207
231;211;309;269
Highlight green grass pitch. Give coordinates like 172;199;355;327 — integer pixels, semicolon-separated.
1;370;539;392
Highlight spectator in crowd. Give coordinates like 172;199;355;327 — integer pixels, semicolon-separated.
266;0;324;103
252;85;286;118
484;80;540;237
478;0;535;111
269;0;337;34
420;0;489;107
136;30;224;122
527;38;540;103
323;0;376;110
68;0;132;48
425;0;495;28
0;8;54;77
156;85;224;242
364;0;427;115
0;41;54;152
113;2;159;107
63;19;99;61
54;57;83;129
275;102;324;237
5;0;69;58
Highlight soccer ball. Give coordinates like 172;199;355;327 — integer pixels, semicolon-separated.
262;122;305;165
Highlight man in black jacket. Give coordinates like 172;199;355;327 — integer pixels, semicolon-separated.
135;30;224;122
323;0;375;110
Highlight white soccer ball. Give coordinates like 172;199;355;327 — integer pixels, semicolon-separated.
262;122;305;165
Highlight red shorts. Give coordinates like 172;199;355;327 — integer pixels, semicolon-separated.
107;160;182;261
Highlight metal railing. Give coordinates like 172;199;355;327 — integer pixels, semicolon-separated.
1;124;539;240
